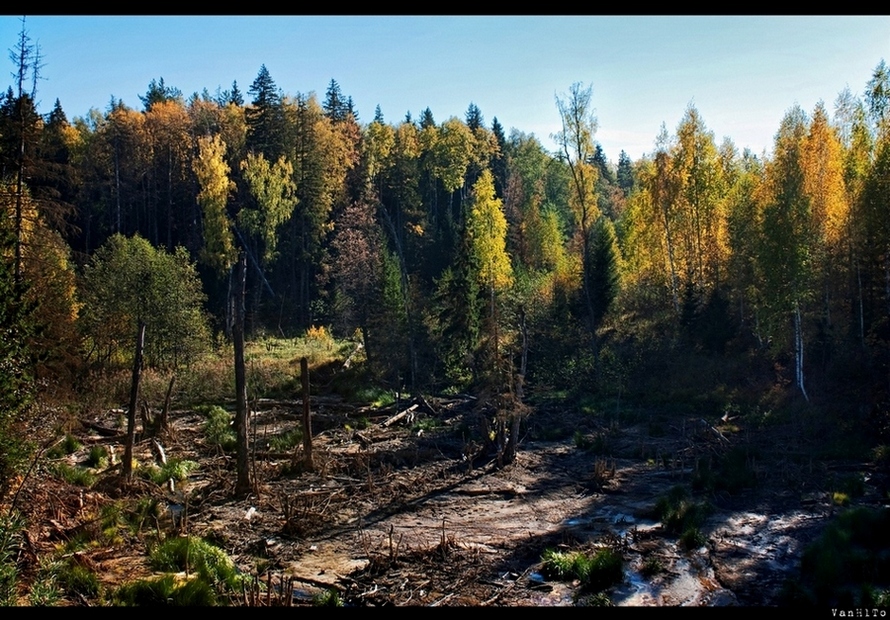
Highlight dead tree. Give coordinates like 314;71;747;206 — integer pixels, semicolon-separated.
300;357;313;471
122;321;146;481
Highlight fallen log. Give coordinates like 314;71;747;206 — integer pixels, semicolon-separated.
382;403;418;428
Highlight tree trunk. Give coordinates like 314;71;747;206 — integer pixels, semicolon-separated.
234;253;252;496
159;374;175;435
300;356;313;471
794;301;809;402
122;321;146;481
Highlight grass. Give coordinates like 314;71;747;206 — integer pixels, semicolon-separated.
113;574;217;606
139;458;199;485
541;547;624;592
46;433;82;459
268;428;303;452
85;445;108;468
411;417;441;434
0;511;25;606
351;386;396;407
150;536;245;592
782;506;890;607
52;463;97;488
639;556;665;577
313;588;344;607
56;559;101;599
651;485;712;539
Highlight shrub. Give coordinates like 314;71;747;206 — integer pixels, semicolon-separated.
201;406;237;452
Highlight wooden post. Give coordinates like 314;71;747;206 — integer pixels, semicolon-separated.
234;253;252;496
122;321;146;481
301;356;313;471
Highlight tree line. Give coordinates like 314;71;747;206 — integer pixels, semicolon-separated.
3;22;890;484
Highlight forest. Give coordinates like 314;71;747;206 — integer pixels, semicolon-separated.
2;20;890;607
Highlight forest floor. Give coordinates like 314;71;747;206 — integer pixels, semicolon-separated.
7;384;884;606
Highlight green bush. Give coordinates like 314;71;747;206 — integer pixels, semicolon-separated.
80;234;211;369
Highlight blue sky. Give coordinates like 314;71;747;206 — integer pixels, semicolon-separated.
1;16;888;162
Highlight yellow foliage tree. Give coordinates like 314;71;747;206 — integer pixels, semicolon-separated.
193;134;237;274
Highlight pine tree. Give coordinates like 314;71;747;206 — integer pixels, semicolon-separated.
246;65;286;160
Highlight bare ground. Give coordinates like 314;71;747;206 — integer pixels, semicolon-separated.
8;393;878;606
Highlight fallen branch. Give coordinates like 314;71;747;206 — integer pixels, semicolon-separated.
382;404;418;428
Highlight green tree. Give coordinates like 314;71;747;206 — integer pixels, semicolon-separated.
554;82;601;353
467;168;514;394
758;105;813;401
246;65;286;161
79;234;211;369
0;224;35;494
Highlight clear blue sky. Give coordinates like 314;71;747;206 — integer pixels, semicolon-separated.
1;16;888;162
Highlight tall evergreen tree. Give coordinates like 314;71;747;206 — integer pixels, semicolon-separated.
246;65;286;160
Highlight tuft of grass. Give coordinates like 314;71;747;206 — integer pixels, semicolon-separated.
680;527;707;550
541;547;623;592
640;555;665;577
313;588;343;607
140;458;198;485
57;560;101;599
47;433;82;459
113;574;216;606
52;463;96;488
411;417;441;434
0;512;25;605
85;445;108;469
28;559;61;606
268;428;303;452
652;485;711;536
150;536;244;592
351;386;396;407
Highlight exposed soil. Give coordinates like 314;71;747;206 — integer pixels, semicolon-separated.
9;393;881;606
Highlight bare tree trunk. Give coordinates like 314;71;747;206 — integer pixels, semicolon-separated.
234;253;252;496
795;302;809;402
159;374;175;435
123;321;146;481
300;356;313;471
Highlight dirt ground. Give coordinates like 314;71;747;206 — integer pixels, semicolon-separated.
9;392;876;606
